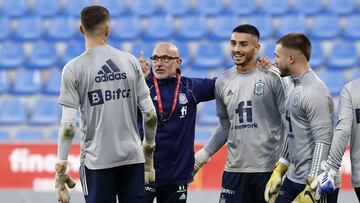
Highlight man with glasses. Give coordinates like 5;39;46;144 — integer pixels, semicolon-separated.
137;42;216;203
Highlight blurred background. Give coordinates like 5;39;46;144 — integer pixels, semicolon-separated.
0;0;359;202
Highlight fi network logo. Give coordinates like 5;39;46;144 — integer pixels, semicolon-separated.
95;59;127;83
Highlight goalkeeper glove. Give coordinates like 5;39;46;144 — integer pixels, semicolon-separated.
193;148;210;175
293;177;317;203
55;163;76;203
310;163;336;200
143;143;156;184
264;162;288;202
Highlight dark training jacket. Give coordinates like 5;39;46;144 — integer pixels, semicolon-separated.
138;71;216;186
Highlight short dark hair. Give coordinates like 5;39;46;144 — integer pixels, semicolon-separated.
232;24;260;40
276;33;312;61
81;5;110;33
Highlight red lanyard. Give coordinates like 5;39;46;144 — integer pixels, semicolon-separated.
153;72;181;122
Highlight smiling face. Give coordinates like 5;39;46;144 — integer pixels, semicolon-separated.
230;32;260;68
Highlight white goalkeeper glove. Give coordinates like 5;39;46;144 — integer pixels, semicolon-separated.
143;143;156;184
310;163;337;200
193;148;210;175
264;161;288;202
55;163;76;203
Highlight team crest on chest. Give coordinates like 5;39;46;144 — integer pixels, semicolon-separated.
254;82;265;95
179;93;188;104
292;94;300;108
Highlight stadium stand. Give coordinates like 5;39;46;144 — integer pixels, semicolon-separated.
0;41;25;70
111;15;142;41
47;16;77;41
0;17;11;41
293;0;324;15
32;0;62;17
144;15;174;40
11;69;42;95
227;0;257;15
162;0;191;16
14;16;44;41
1;0;29;17
0;0;359;143
194;0;225;16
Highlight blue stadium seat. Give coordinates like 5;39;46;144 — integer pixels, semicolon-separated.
276;15;307;37
194;0;225;16
29;99;60;125
2;0;28;17
14;16;44;41
0;98;28;125
197;101;217;125
259;0;290;15
11;70;42;95
0;131;10;141
129;0;159;16
130;42;155;60
16;130;44;141
43;69;62;95
350;70;360;81
327;0;356;15
64;0;92;16
47;16;77;41
176;15;207;40
243;15;273;39
181;69;209;78
0;71;10;94
327;41;358;70
309;41;324;68
163;0;191;16
97;0;127;16
27;41;58;70
144;15;174;40
173;41;191;67
60;40;85;67
0;41;25;70
195;129;212;143
263;42;276;62
227;0;257;15
111;15;141;41
293;0;323;15
225;54;234;68
0;17;11;41
318;71;346;96
309;14;340;39
343;14;360;39
32;0;62;17
209;15;239;40
193;42;224;70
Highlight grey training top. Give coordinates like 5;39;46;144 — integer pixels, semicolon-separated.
214;66;286;172
59;44;150;170
327;79;360;187
281;69;334;184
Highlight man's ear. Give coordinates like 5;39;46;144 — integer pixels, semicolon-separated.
104;24;110;37
289;53;295;64
176;58;182;66
80;25;85;35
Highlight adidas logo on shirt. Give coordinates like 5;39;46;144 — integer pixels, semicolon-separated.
179;193;186;200
226;89;234;96
95;59;127;83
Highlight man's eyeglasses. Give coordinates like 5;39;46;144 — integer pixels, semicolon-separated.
150;55;179;63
